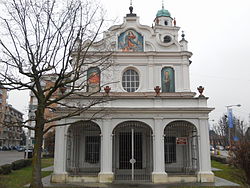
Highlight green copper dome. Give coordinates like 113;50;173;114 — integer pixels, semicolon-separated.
156;8;171;17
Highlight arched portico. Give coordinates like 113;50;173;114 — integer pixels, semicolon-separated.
112;121;153;181
66;121;101;175
164;121;199;174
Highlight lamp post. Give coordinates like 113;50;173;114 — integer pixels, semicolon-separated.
226;104;241;146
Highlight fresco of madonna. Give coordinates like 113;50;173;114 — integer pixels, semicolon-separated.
118;29;143;52
161;67;175;92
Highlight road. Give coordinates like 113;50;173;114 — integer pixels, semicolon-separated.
0;150;25;166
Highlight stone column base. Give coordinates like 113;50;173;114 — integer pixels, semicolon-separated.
98;172;114;183
152;172;168;183
51;173;67;183
197;171;215;182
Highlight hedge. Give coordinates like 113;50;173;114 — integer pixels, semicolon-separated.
0;159;32;175
0;164;12;175
11;159;32;170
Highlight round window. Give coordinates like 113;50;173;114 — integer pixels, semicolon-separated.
122;69;139;92
163;35;172;43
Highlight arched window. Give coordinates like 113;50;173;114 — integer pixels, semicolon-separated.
161;67;175;92
122;69;139;92
87;67;100;92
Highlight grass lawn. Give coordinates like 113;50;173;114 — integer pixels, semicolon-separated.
211;160;246;186
0;159;248;188
0;158;53;188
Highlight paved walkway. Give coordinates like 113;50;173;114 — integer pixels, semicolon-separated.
41;166;240;187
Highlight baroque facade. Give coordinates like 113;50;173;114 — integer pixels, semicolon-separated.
52;5;214;184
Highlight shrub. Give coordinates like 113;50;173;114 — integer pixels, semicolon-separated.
24;159;32;166
0;164;12;175
0;166;3;174
12;159;32;170
229;140;250;185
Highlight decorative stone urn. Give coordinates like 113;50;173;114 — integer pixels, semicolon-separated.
197;86;205;97
154;86;161;96
104;86;111;95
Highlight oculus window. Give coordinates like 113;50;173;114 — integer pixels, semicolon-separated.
163;35;171;43
122;69;139;92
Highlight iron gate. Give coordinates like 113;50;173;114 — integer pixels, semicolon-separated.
113;121;153;181
164;121;199;174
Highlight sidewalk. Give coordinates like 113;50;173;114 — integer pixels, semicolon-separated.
41;166;240;187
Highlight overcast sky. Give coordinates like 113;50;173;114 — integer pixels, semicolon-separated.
9;0;250;126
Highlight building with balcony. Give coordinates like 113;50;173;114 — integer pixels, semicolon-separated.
0;86;24;147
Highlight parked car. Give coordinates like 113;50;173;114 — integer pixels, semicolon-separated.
225;146;230;150
10;145;18;150
210;145;215;151
2;146;10;150
17;146;25;152
0;146;3;151
216;145;224;150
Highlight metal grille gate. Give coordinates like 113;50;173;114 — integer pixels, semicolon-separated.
66;121;101;175
164;121;199;175
113;121;153;182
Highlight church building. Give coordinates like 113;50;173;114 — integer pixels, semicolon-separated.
52;3;214;184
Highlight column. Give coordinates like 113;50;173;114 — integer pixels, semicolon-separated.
198;118;214;182
51;124;67;183
152;117;168;183
98;118;114;183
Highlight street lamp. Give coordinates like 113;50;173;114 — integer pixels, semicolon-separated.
226;104;241;145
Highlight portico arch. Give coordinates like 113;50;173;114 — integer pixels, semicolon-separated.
164;120;199;174
66;121;101;174
112;121;153;181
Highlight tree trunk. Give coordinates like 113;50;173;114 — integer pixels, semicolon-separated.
29;123;44;188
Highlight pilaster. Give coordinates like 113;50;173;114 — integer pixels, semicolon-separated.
52;124;67;183
197;118;214;182
152;117;168;183
98;117;114;183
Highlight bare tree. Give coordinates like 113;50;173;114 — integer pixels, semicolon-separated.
211;114;248;146
0;0;112;187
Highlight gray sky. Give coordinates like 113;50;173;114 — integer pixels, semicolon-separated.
9;0;250;126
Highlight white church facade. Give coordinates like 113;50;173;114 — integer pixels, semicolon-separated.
52;4;214;184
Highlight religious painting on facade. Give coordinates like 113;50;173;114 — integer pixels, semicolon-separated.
87;67;100;92
161;67;175;92
118;29;143;52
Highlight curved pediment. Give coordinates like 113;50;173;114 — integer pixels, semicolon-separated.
80;16;185;53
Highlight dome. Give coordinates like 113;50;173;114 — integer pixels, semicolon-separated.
156;8;171;17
